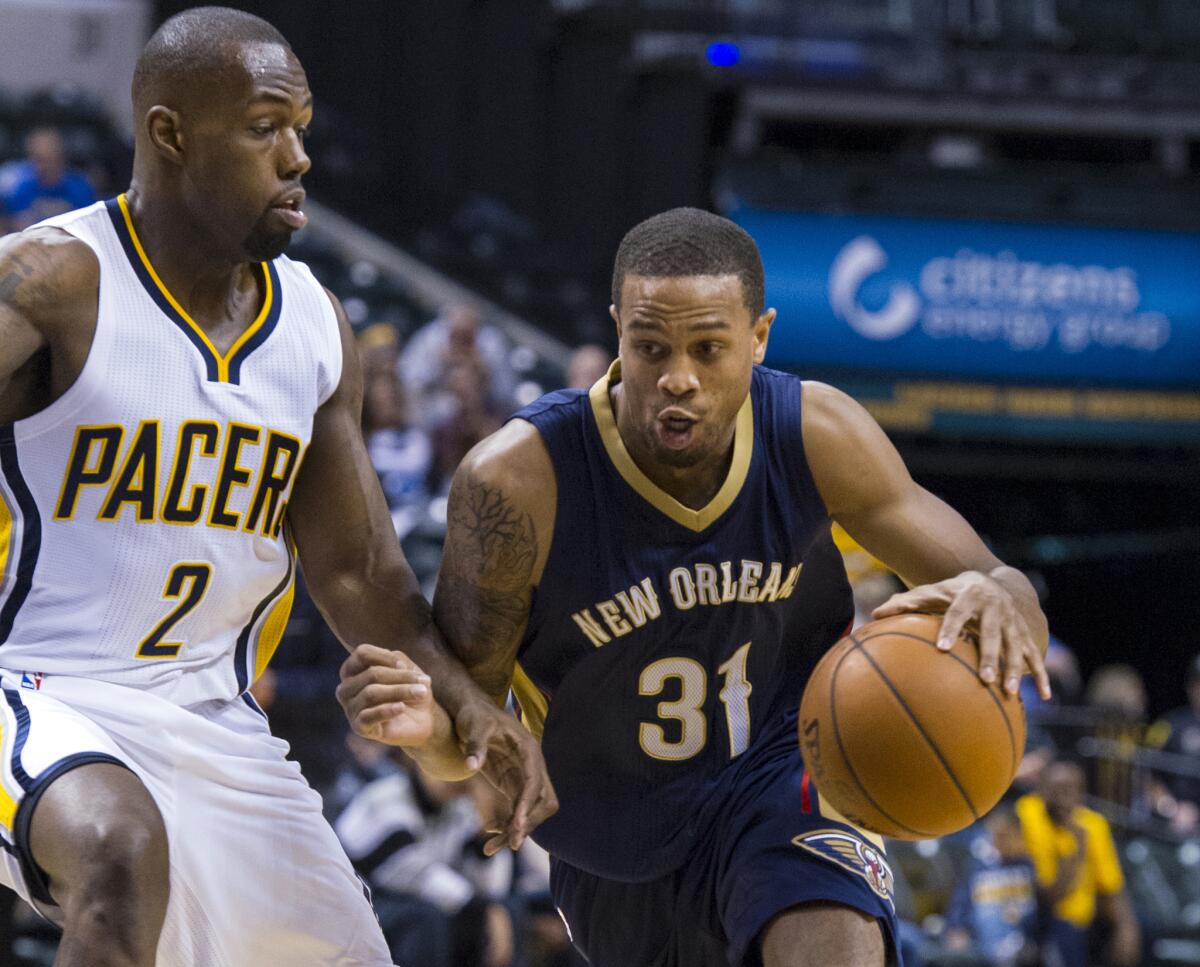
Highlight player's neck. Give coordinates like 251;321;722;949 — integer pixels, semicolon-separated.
612;392;735;510
123;186;258;329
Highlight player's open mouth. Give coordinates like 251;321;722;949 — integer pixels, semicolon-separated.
656;411;698;449
269;190;308;230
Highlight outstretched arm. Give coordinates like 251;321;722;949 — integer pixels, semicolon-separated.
803;381;1050;697
429;421;560;850
288;291;474;772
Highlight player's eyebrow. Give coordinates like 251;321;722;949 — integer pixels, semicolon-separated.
248;91;313;110
627;318;732;332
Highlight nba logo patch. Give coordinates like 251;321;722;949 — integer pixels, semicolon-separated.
20;672;43;691
792;829;895;906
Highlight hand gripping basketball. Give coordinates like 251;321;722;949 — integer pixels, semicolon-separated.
871;569;1051;700
799;612;1026;839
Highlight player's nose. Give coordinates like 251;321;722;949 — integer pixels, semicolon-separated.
279;132;311;180
658;360;700;398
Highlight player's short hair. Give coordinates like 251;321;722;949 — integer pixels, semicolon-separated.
133;7;291;115
611;208;765;318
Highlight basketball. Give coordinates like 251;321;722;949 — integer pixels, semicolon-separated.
799;612;1026;840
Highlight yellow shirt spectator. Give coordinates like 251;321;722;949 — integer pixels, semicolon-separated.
1016;793;1124;928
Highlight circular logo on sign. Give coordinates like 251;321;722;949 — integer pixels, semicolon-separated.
828;236;921;341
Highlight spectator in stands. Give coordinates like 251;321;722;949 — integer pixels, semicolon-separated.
359;326;433;534
399;302;517;421
1;127;95;231
1084;664;1150;813
1145;653;1200;835
1017;761;1140;967
565;343;610;389
335;754;517;967
943;801;1039;967
429;359;504;495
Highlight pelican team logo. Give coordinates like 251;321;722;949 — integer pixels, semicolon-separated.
792;829;895;906
828;235;921;341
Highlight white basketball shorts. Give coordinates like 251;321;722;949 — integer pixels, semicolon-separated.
0;669;394;966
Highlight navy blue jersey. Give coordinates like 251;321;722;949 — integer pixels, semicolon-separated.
512;363;853;881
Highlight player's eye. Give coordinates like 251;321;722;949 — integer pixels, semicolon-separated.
698;342;723;357
295;125;310;141
251;122;275;136
637;342;666;360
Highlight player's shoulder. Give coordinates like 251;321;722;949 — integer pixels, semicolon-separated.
0;225;99;325
797;378;876;445
458;418;553;497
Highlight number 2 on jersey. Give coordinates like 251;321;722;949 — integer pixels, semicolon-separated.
136;562;213;658
638;641;753;762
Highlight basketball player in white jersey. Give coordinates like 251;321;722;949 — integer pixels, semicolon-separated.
0;7;554;966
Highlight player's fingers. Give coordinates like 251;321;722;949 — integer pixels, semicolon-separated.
505;742;548;847
937;589;977;660
342;643;402;678
871;585;950;619
1024;639;1052;701
483;832;508;857
355;702;410;726
460;721;495;773
977;602;1003;690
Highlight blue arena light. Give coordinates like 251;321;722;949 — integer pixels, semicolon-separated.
706;42;740;68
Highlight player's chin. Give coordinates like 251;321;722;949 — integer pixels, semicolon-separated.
243;225;293;262
649;432;711;468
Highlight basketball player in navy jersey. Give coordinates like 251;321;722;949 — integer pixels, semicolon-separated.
0;7;552;965
339;209;1050;966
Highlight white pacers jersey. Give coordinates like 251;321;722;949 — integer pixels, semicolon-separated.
0;195;341;706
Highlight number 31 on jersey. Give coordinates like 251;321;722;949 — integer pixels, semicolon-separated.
638;641;752;762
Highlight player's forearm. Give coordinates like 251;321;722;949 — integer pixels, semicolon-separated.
987;564;1049;654
309;556;501;720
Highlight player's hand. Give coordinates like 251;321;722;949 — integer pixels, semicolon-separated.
336;644;436;747
872;570;1051;700
454;698;559;855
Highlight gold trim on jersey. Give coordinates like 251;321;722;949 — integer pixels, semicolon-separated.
817;791;886;852
588;360;753;533
0;490;11;593
254;572;296;683
510;662;548;741
114;194;273;384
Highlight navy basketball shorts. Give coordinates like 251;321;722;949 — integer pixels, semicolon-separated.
549;748;902;967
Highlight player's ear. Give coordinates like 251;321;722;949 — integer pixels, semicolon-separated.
146;106;186;166
609;303;622;339
751;308;775;364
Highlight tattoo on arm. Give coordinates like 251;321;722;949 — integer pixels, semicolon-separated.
0;253;35;305
436;474;537;700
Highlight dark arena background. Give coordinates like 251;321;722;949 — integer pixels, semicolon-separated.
2;1;1199;964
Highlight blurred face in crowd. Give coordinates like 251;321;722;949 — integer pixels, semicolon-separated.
611;274;772;471
1041;762;1085;824
148;40;312;261
567;343;610;390
986;812;1027;862
363;374;408;432
446;305;481;353
25;128;66;186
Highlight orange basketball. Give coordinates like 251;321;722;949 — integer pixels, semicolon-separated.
798;612;1026;840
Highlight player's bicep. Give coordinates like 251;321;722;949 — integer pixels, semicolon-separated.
837;485;1001;590
0;234;56;380
287;293;400;584
803;381;999;587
